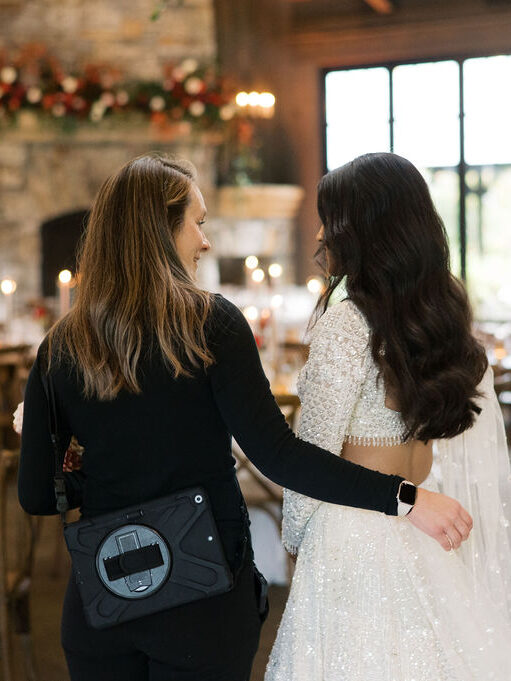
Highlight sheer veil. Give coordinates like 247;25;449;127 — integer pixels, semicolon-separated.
434;366;511;621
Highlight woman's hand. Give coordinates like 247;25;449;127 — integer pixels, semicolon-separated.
407;487;473;551
12;401;24;434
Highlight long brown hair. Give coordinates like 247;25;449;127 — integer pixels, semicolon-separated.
48;154;213;399
314;152;487;441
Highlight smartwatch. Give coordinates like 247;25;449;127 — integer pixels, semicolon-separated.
396;480;417;517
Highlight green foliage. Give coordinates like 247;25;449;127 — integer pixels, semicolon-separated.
151;0;185;21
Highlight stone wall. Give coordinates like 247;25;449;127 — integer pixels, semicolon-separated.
0;130;219;303
0;0;302;318
0;0;215;78
0;0;217;309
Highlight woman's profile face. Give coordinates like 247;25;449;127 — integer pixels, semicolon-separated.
174;183;211;278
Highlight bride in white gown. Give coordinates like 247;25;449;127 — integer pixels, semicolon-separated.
265;153;511;681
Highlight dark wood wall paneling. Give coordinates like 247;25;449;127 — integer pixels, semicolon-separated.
214;0;511;281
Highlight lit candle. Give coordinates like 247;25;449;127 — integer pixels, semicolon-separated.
258;92;276;119
268;263;283;280
244;255;259;288
58;269;73;317
235;91;275;119
1;278;17;337
243;305;261;346
251;268;265;284
243;305;259;323
306;276;323;295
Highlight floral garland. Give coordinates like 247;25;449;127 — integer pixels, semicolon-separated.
0;44;236;132
151;0;185;22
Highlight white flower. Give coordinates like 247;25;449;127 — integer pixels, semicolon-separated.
188;100;205;117
100;91;115;107
116;90;129;106
184;77;203;95
26;87;42;104
90;101;106;122
149;95;166;112
181;58;199;75
1;66;17;84
12;402;23;434
172;66;185;82
61;76;78;94
219;104;235;121
101;73;115;89
72;96;86;110
52;102;66;117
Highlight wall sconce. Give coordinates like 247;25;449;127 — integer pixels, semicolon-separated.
235;91;276;118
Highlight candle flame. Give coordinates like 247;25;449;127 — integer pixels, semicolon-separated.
252;268;265;283
245;255;259;270
59;269;73;284
0;278;16;295
243;306;259;322
268;263;283;278
306;277;322;294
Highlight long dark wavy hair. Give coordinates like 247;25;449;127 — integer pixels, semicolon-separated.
314;152;487;441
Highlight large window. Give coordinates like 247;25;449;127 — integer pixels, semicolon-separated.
324;56;511;320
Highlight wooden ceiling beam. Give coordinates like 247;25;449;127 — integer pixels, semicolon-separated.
363;0;394;14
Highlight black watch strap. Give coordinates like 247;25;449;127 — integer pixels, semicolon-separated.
397;480;417;516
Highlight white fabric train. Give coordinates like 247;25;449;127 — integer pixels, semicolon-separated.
266;300;511;681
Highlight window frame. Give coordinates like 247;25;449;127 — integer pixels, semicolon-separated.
321;51;509;283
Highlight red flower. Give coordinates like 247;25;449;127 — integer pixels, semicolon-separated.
33;306;47;320
42;94;55;109
150;111;166;125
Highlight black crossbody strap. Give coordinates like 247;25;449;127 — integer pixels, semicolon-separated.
232;475;252;577
40;368;69;524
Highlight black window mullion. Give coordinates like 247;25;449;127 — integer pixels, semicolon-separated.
389;67;394;152
324;58;473;281
458;60;467;281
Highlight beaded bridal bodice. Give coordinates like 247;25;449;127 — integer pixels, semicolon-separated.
296;299;406;448
283;299;407;553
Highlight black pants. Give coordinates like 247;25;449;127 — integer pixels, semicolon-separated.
62;557;265;681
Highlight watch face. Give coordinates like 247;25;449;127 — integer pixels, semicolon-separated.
399;483;417;506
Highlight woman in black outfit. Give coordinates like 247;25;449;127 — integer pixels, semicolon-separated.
18;155;471;681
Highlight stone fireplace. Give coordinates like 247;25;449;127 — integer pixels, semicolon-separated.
0;0;304;325
0;128;304;333
0;128;220;307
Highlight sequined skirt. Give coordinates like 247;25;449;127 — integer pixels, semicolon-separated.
265;474;511;681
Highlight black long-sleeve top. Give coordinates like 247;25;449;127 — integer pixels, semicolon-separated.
18;295;403;566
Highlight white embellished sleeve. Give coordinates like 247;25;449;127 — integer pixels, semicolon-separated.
282;301;370;554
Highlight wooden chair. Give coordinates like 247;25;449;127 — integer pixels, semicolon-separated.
0;450;39;681
0;347;31;452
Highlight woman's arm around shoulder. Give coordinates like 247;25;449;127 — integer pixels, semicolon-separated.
208;295;473;552
208;295;403;514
